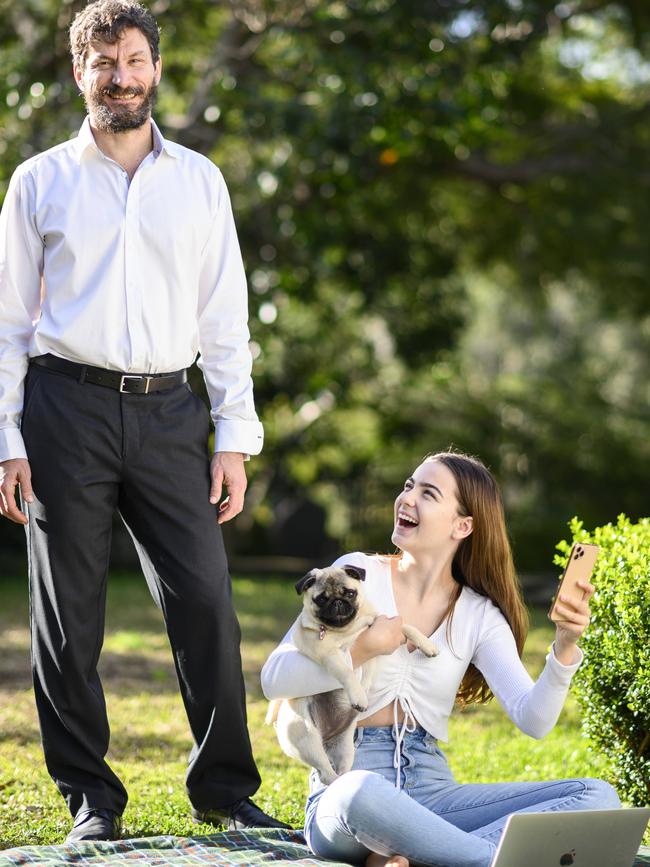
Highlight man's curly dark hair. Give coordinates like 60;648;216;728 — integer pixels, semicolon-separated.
69;0;160;69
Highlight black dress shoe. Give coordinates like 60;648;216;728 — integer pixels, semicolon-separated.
65;808;121;843
192;797;292;830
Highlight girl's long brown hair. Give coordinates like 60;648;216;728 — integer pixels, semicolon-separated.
408;450;529;706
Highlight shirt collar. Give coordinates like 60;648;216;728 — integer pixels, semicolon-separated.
74;115;181;162
151;118;181;159
74;117;97;161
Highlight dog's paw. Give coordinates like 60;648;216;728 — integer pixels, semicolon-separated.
316;765;339;785
347;682;368;712
402;625;439;658
420;639;439;657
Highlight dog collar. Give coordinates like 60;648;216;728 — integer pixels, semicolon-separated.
319;624;327;640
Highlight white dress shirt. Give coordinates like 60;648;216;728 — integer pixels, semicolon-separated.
0;117;263;462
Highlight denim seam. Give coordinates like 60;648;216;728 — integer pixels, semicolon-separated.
478;791;591;845
436;780;587;818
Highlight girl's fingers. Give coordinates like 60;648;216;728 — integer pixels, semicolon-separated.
553;603;589;628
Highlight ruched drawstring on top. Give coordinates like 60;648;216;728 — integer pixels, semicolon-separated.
392;695;418;789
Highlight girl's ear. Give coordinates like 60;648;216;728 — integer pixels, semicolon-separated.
453;515;473;540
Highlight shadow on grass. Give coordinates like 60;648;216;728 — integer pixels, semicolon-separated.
0;645;181;695
0;723;193;758
104;730;194;760
0;724;40;747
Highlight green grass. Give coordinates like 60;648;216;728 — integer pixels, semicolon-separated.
0;573;620;849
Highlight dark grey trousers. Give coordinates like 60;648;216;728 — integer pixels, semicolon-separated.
21;363;260;818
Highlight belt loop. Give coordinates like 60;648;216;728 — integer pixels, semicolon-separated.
78;366;87;385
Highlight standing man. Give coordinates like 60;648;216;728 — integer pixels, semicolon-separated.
0;0;289;844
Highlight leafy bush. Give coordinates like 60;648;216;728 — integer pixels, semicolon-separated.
556;515;650;804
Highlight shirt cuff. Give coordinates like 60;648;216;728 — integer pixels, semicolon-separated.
548;641;583;676
212;417;264;456
0;427;28;462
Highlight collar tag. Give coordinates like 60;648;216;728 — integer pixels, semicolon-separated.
319;624;327;640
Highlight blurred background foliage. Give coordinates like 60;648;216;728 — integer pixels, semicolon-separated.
1;0;649;575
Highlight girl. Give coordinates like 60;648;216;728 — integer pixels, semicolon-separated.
261;451;619;867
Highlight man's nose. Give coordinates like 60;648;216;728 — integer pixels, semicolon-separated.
111;63;131;84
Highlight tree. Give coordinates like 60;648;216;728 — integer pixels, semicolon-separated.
1;1;648;569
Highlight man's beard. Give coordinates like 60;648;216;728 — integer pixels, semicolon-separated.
84;81;158;133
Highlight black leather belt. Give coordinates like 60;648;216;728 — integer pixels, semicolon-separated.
31;354;187;395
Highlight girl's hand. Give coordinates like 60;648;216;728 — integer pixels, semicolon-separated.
553;579;594;664
351;615;405;667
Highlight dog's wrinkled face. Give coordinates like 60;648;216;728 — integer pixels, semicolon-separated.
295;565;366;629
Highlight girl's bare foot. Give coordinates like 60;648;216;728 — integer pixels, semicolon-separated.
366;853;409;867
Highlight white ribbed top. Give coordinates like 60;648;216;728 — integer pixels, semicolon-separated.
261;552;581;742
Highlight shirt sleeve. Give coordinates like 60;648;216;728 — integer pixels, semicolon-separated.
260;623;352;700
0;167;43;462
472;601;582;739
195;168;263;456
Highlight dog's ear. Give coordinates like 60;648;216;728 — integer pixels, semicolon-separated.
295;570;318;595
342;565;366;582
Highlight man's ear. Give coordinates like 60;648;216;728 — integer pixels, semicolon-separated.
73;63;85;91
453;515;473;541
153;56;162;86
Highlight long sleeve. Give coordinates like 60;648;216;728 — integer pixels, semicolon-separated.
260;622;353;700
196;169;263;456
0;167;43;462
473;607;582;739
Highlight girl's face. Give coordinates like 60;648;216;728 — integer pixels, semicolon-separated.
391;459;472;554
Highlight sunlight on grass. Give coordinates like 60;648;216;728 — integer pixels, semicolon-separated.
105;630;168;653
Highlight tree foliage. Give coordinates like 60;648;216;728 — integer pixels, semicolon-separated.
1;1;648;568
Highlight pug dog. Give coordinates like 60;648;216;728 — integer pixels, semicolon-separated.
266;564;438;784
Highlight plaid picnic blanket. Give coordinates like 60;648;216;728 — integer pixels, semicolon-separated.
0;829;648;867
0;829;334;867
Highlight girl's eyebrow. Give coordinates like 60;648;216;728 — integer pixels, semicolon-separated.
407;478;443;498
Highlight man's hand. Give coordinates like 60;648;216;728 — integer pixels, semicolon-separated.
0;458;33;525
209;452;247;524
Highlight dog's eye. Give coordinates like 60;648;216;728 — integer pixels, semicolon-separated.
314;593;327;605
344;589;357;598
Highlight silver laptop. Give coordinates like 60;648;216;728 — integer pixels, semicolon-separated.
491;808;650;867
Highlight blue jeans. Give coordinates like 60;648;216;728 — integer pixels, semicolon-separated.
304;726;620;867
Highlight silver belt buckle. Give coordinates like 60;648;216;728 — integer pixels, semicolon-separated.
119;375;152;394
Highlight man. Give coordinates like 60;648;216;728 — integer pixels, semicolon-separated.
0;0;289;844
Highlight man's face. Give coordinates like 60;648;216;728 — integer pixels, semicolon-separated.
74;26;162;133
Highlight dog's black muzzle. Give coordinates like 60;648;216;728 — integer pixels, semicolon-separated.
317;599;357;628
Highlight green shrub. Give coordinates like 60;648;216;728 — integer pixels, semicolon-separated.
555;515;650;805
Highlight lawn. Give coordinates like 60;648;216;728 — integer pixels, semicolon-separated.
0;572;614;849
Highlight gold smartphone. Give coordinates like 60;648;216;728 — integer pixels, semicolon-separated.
548;542;600;622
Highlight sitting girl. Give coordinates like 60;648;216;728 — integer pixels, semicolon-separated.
262;450;619;867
